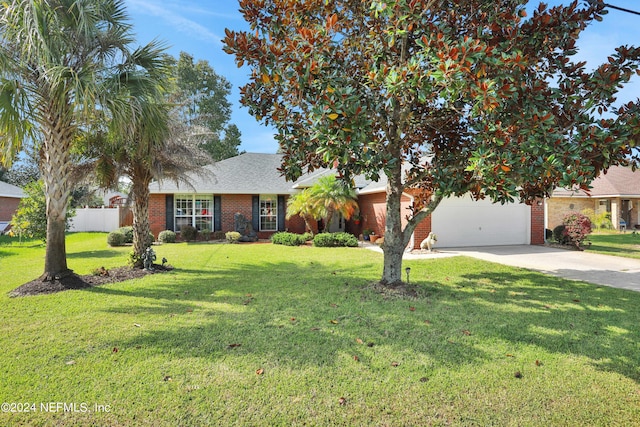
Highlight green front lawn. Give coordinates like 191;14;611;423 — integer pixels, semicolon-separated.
586;231;640;260
1;233;639;426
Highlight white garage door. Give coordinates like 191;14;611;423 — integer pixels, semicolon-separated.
430;195;530;247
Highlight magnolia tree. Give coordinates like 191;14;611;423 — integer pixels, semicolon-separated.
224;0;640;284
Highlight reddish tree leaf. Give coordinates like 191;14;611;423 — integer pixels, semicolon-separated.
227;343;242;349
514;371;523;378
391;361;399;367
353;355;359;361
356;338;364;344
112;347;119;353
338;397;347;405
409;306;416;311
256;368;264;375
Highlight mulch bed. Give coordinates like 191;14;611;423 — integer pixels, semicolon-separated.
9;264;173;298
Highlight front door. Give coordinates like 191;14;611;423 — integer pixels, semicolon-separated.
328;213;344;233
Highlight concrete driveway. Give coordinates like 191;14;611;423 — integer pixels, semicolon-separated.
434;245;640;292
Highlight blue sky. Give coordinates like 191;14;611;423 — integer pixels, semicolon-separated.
125;0;640;154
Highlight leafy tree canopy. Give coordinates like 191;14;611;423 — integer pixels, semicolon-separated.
169;52;243;161
224;0;640;284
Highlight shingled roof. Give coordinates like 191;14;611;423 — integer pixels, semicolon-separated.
552;166;640;198
0;180;25;198
149;153;303;195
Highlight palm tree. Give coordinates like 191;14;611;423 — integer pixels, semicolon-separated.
286;188;320;236
0;0;137;280
86;45;211;266
309;175;359;232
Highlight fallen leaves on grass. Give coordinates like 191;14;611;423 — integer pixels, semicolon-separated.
163;375;172;382
112;347;119;353
514;371;523;379
462;330;471;336
356;338;364;345
409;306;416;311
338;397;347;405
391;362;399;367
227;343;242;349
330;319;339;324
256;368;264;376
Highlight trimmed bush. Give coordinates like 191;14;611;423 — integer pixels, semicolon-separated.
107;231;126;246
552;225;568;245
212;231;226;240
147;232;156;246
201;228;212;241
271;232;307;246
313;232;358;247
563;212;592;249
181;225;197;241
118;226;134;244
302;232;313;241
158;230;176;243
226;231;241;243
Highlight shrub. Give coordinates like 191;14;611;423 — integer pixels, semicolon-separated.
313;232;358;247
158;230;176;243
582;208;612;230
181;225;197;241
302;232;313;242
212;231;226;240
226;231;241;243
107;231;126;246
271;232;307;246
118;226;134;244
147;232;156;246
552;225;568;245
563;212;592;249
201;228;212;241
545;228;553;240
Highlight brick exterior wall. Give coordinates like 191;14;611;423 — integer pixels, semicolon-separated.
0;196;20;222
149;193;304;240
220;194;253;234
546;197;595;230
530;199;546;245
149;194;166;238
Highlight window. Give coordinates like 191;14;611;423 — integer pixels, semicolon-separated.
260;194;277;231
175;195;213;232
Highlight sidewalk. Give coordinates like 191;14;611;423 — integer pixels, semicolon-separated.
362;243;640;292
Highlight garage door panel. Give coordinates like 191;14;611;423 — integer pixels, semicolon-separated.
431;195;530;247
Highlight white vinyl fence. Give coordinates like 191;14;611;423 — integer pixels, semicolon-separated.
69;206;129;232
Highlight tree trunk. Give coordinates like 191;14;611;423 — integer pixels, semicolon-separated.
380;161;407;285
131;165;152;268
39;107;74;281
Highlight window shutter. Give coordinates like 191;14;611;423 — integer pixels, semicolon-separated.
214;195;222;231
277;195;285;231
252;195;260;231
165;195;174;231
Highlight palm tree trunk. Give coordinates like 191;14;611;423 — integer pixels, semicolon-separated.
131;165;152;268
39;108;74;281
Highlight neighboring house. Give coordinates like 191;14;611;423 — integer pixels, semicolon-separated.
148;152;545;248
548;166;640;231
0;180;25;233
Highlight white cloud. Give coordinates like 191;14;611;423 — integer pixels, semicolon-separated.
127;0;222;45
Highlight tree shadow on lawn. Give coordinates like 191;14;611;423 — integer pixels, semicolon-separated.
84;260;640;382
66;249;126;259
460;270;640;382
